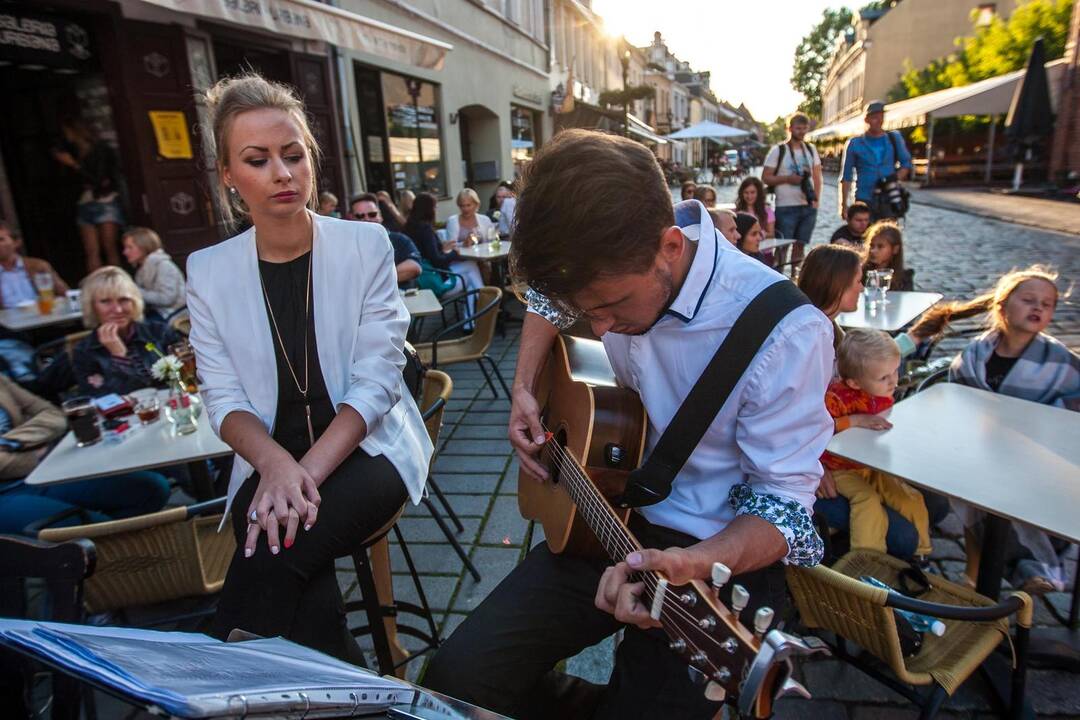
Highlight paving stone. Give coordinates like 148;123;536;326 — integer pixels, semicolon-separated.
773;697;848;719
419;492;493;518
449;424;512;439
1027;670;1080;716
479;496;531;547
389;573;460;613
397;516;482;545
441;438;513;455
469;398;512;413
390;542;473;575
440;612;470;638
433;454;509;474
929;538;966;561
451;546;522;612
802;659;909;704
459;410;511;426
431;472;503;494
565;635;616;685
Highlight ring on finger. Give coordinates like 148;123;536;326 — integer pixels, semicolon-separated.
249;510;258;523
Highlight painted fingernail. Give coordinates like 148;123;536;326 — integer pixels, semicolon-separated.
304;524;311;531
244;548;253;558
627;552;643;567
271;545;279;555
284;539;293;549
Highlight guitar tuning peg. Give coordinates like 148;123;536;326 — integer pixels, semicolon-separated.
710;562;732;589
753;607;775;637
731;584;750;616
704;681;727;702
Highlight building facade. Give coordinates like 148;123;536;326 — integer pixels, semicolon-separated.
821;0;1015;125
1050;0;1080;179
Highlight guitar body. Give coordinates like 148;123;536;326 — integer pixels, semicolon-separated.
518;334;648;559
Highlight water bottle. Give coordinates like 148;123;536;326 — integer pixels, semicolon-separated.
860;575;946;637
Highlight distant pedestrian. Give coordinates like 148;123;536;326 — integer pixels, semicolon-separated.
762;111;821;269
680;180;697;201
317;191;339;217
840;101;913;221
830;201;871;247
692;184;717;209
735;176;774;238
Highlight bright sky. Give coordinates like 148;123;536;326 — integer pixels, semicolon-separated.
592;0;844;121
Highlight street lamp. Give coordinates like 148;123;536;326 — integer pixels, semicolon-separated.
620;49;631;138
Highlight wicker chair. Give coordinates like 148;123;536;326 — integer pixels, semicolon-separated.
36;498;234;616
787;550;1032;719
414;286;509;398
164;305;190;336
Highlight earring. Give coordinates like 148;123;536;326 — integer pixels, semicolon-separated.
228;186;238;195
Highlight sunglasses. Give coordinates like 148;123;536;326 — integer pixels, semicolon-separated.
354;211;379;220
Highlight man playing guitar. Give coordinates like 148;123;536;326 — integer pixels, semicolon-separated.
424;130;833;719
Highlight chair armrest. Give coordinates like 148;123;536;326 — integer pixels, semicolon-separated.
186;497;227;519
421;397;446;422
0;534;96;583
24;507;94;536
885;589;1030;624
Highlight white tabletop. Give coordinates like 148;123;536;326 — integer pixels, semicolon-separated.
0;304;83;331
402;289;442;318
759;238;796;252
827;383;1080;543
456;242;510;261
25;393;232;486
835;291;943;332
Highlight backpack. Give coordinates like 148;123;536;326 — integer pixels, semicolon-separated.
765;142;816;195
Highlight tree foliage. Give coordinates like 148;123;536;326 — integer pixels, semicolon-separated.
889;0;1072;101
598;84;656;109
791;7;854;118
765;116;789;145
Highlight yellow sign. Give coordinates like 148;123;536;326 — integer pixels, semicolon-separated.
148;111;193;160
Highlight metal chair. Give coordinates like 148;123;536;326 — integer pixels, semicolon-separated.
413;286;510;398
788;550;1033;719
164;305;190;336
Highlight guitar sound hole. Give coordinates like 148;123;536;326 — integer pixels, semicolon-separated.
547;429;569;485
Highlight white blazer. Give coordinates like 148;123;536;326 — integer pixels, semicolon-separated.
186;211;432;521
444;212;494;244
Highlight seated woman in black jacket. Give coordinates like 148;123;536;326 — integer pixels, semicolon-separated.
403;192;482;310
73;266;182;397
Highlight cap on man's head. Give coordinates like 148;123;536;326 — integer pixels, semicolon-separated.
865;100;886;115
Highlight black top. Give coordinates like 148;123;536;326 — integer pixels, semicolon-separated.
405;220;461;270
985;351;1019;392
388;231;423;289
830;225;864;247
259;251;335;459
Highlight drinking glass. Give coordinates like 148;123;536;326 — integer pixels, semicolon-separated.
135;396;161;425
62;397;102;447
877;269;894;305
864;270;881;307
33;272;55;315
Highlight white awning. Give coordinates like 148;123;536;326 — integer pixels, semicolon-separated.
808;58;1067;142
138;0;451;70
628;113;670;145
667;120;751;141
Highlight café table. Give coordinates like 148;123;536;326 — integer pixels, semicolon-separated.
25;390;232;501
827;382;1080;670
456;241;510;262
0;303;83;332
401;288;442;318
835;291;943;333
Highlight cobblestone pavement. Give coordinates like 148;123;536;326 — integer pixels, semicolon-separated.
342;176;1080;719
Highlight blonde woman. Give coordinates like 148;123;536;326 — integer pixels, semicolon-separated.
185;73;430;662
72;266;182;397
445;188;495;245
121;227;186;318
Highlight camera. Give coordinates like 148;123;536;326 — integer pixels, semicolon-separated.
874;173;909;217
799;171;817;204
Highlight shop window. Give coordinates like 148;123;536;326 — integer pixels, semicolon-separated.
381;72;446;197
511;105;539;179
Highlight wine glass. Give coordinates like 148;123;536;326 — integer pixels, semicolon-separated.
864;270;881;308
877;269;894;305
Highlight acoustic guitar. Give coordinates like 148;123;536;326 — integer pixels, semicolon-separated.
518;334;826;718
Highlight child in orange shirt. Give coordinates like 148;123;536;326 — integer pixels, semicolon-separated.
823;329;932;557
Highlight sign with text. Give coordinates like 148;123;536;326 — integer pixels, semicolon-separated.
148;111;194;160
0;10;93;69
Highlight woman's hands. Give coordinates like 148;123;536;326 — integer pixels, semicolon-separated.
245;458;321;557
441;239;458;253
97;323;128;358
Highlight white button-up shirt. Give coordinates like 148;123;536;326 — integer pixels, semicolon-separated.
526;201;834;563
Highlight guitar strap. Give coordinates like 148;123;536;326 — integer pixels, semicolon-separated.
614;279;811;509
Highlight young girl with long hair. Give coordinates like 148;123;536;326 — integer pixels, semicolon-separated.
735;176;774;238
912;265;1078;593
862;220;913;291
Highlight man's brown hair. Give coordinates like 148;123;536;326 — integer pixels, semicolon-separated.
510;129;674;312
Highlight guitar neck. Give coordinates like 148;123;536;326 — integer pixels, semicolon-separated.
555;449;643;566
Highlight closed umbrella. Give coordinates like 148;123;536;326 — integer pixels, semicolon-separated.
1005;37;1054;190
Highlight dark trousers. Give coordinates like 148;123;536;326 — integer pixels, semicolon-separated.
423;514;788;720
210;449;407;664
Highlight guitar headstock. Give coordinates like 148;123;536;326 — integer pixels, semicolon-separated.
647;563;828;717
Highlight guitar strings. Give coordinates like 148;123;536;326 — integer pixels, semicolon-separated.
541;440;736;670
542;447;733;679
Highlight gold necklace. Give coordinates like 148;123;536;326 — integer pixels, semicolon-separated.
259;249;315;446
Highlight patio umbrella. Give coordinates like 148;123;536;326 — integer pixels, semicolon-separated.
1005;37;1054;190
666;120;751;141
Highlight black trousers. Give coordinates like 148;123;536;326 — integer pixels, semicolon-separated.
210;449;407;664
423;514;789;720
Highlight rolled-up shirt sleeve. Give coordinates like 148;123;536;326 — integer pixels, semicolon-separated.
733;312;834;565
525;287;577;330
340;234;410;432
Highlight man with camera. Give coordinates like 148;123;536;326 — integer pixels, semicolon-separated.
840;101;913;222
762;112;822;269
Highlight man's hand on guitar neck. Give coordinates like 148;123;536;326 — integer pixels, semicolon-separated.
595;547;698;629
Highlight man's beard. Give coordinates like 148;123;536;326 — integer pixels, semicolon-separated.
633;267;677;336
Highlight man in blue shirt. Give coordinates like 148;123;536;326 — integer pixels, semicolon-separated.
839;101;913;221
349;193;422;288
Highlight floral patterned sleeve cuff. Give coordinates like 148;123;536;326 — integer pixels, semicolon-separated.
728;483;824;566
524;288;577;331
